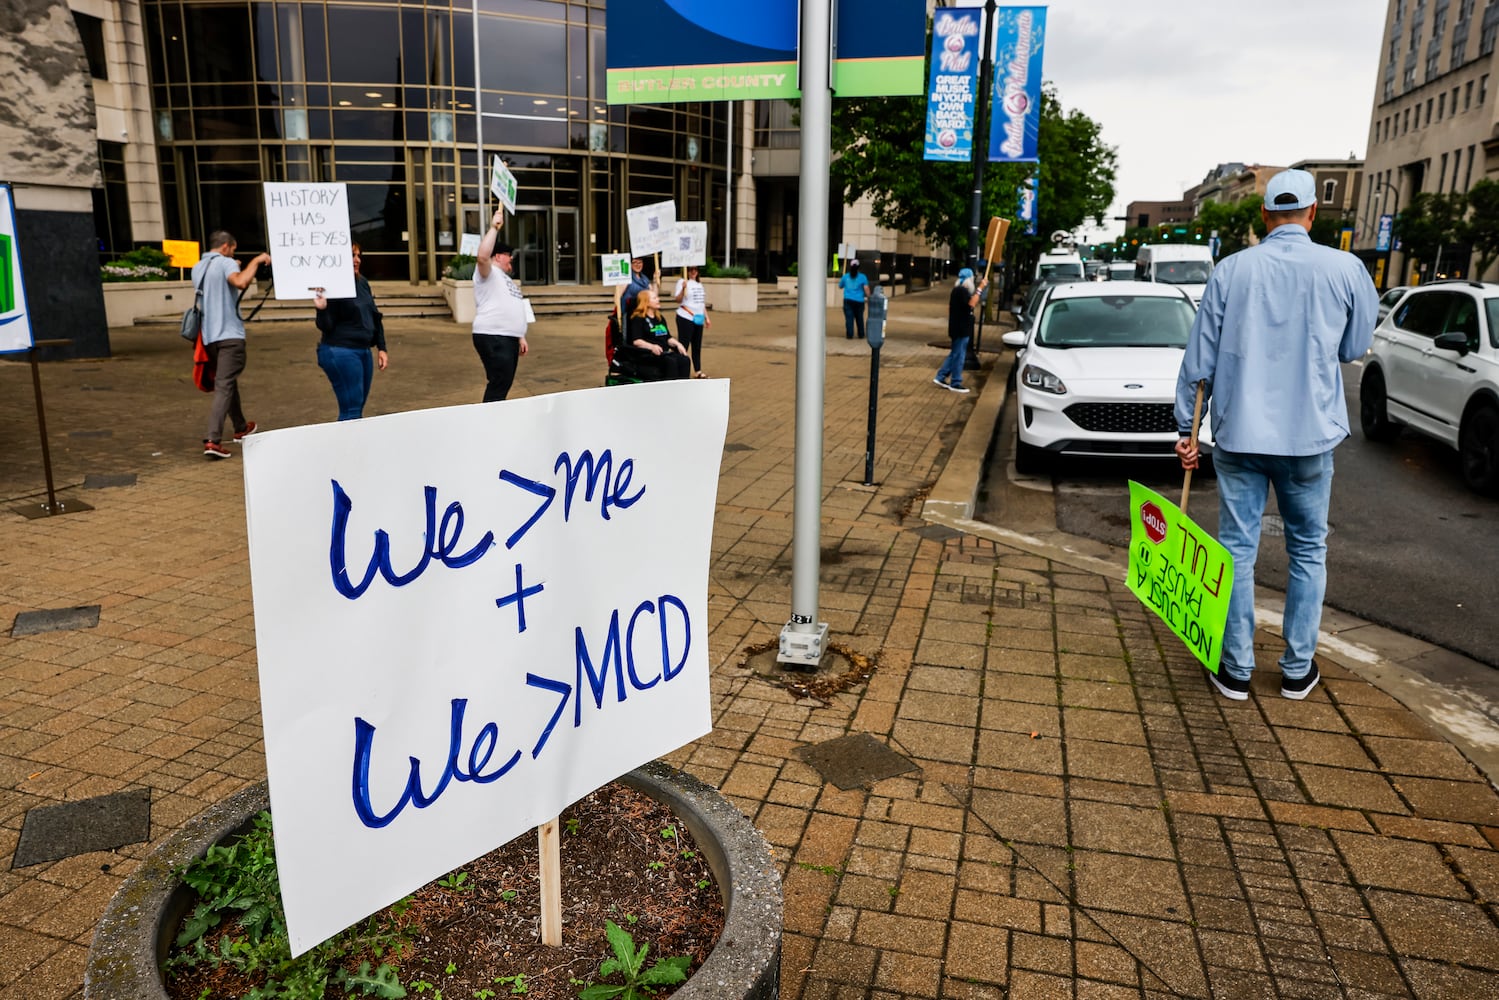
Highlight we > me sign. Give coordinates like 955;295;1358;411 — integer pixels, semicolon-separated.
1125;482;1233;675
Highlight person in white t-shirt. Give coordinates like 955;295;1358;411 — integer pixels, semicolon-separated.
472;208;529;401
672;265;710;377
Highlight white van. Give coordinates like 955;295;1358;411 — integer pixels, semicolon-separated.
1135;244;1213;304
1034;251;1084;283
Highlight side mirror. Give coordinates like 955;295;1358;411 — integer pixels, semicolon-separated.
1001;330;1027;349
1433;330;1471;356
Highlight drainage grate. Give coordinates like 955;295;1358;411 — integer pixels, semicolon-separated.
795;733;919;790
12;789;152;868
12;605;100;637
84;473;137;489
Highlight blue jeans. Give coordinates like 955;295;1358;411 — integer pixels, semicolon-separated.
1213;448;1334;683
936;336;970;388
317;343;373;420
843;299;865;339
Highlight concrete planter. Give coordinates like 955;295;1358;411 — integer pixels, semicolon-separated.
701;277;758;313
102;280;194;328
442;276;475;324
84;761;781;1000
776;275;798;295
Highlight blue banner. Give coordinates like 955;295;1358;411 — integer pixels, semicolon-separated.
923;9;981;162
1376;213;1393;253
988;6;1046;163
1018;176;1037;236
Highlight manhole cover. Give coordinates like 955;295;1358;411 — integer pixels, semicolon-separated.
84;473;137;489
795;733;918;790
13;789;151;868
12;605;100;637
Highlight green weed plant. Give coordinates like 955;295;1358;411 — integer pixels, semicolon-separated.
575;920;690;1000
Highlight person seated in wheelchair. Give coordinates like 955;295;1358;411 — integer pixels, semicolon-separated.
622;290;692;381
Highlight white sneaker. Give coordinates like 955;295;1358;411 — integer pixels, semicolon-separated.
933;377;948;388
948;384;971;394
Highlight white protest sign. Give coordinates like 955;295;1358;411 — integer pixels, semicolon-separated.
625;200;677;258
243;382;729;956
263;183;354;300
600;253;632;286
661;221;708;269
0;185;34;354
459;233;482;257
491;156;518;213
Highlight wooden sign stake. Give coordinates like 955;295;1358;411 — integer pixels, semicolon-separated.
538;818;562;946
1181;381;1205;515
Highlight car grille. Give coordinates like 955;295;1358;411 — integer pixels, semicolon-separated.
1063;402;1176;433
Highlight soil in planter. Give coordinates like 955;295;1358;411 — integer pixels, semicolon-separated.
167;782;725;1000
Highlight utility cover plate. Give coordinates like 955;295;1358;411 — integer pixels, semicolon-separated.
12;605;101;637
12;789;152;868
796;733;918;790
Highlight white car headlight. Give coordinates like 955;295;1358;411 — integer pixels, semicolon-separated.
1020;363;1067;395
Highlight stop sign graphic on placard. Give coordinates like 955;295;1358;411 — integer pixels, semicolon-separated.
1140;502;1168;544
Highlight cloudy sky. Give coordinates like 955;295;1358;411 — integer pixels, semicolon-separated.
1034;1;1386;239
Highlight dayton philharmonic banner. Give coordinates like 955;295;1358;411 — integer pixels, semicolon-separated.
987;6;1046;163
923;8;982;162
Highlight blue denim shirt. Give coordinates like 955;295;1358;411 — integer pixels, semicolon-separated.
1175;225;1378;456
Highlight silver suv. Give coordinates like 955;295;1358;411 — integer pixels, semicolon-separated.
1360;280;1499;494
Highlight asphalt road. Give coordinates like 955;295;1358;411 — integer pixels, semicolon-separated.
977;359;1499;668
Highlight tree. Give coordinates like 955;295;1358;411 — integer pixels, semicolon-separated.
1195;196;1264;258
1460;178;1499;278
827;81;1116;261
1393;191;1465;264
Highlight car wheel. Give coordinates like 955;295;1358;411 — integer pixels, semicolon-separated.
1014;430;1047;475
1459;404;1499;496
1360;367;1399;442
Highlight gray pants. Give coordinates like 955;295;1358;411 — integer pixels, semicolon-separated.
205;338;247;443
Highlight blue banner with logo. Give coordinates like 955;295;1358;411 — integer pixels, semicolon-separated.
1018;176;1038;236
987;6;1045;163
923;8;981;162
0;184;34;354
1376;213;1393;253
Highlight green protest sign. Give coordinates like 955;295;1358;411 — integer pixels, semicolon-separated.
1125;481;1233;675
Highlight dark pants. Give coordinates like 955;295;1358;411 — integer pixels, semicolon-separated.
473;334;521;402
317;343;373;420
205;338;248;443
624;347;692;381
675;314;704;372
843;299;865;339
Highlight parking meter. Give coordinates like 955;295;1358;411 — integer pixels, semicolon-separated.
866;285;888;348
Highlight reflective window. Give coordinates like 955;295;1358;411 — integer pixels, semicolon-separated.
328;7;401;85
480;16;567;94
74;12;108;80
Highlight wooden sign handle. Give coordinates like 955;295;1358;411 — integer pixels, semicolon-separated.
539;818;561;945
1181;381;1205;515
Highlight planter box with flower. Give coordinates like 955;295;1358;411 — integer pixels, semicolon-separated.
441;254;476;323
699;260;757;313
101;248;190;327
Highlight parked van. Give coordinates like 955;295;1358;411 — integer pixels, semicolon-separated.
1034;250;1084;283
1135;244;1213;304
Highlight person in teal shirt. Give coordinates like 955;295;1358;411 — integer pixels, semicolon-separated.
838;259;871;339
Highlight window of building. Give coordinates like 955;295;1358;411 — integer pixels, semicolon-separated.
73;11;108;80
1428;97;1435;121
92;140;130;255
1324;179;1337;204
1405;107;1412;132
1428;49;1442;77
1439;152;1449;191
1468;79;1475;106
1454;147;1463;190
1467;144;1478;189
1483;73;1490;102
1440;92;1447;118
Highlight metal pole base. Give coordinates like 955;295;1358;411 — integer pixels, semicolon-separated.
776;620;830;672
14;497;94;520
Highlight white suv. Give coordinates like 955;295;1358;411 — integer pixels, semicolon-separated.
1360;280;1499;495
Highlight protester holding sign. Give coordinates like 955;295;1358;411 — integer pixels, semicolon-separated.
312;243;387;421
194;230;270;459
472;209;530;402
1174;169;1378;702
673;265;710;377
621;256;653;318
625;290;691;381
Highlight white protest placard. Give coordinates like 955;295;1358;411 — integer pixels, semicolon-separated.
625;200;677;258
661;221;708;269
491;156;518;213
459;233;482;257
243;382;730;956
600;253;631;286
263;182;354;300
0;184;34;354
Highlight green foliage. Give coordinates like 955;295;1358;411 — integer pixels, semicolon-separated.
575;920;690;1000
101;245;176;282
168;811;410;999
445;254;477;280
828;78;1116;261
1394;191;1466;264
700;258;752;279
437;872;472;892
123;246;173;270
1463;178;1499;277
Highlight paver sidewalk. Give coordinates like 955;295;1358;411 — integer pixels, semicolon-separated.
3;288;1499;999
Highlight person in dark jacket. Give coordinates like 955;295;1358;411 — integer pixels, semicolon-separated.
312;243;388;420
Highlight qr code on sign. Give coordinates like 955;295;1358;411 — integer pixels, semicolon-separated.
679;237;691;250
648;218;659;232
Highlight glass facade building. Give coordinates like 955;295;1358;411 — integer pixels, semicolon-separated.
137;0;730;282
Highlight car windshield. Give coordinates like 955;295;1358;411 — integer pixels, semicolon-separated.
1036;295;1196;349
1038;262;1083;279
1107;265;1133;279
1153;261;1211;284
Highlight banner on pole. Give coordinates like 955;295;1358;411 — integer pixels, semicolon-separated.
245;381;730;955
662;221;708;268
626;200;678;258
0;184;34;354
987;6;1046;163
922;8;982;162
1375;214;1393;253
490;157;518;214
264;183;355;300
1125;481;1233;675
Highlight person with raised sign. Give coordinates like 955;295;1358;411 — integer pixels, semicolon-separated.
311;243;387;420
1174;169;1378;702
472;208;530;402
195;229;271;459
673;264;710;377
623;290;691;381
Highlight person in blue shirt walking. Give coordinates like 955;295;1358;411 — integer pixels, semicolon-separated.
838;259;870;339
1174;169;1378;703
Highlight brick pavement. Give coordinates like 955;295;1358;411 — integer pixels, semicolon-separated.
3;288;1499;998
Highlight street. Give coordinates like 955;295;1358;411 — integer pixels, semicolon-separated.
978;358;1499;668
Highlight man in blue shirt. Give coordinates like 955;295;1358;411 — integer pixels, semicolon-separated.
1174;169;1377;702
194;230;270;459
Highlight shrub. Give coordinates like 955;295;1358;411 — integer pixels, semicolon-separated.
444;254;476;280
100;247;174;282
701;258;751;279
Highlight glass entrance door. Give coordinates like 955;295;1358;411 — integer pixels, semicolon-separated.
511;208;551;285
553;207;579;284
405;147;460;283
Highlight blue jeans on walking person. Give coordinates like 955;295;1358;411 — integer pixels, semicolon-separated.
843;299;865;339
935;336;970;388
317;342;373;420
1213;447;1334;684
